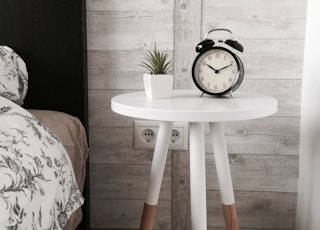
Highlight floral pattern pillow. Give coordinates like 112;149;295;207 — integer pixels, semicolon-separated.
0;46;28;105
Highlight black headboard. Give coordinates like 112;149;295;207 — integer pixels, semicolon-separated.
0;0;89;229
0;0;88;128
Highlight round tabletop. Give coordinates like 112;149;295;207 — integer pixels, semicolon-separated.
111;90;278;122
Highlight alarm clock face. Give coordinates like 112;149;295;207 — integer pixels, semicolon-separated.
192;47;241;95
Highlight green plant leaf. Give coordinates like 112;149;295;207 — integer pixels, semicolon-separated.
140;44;172;74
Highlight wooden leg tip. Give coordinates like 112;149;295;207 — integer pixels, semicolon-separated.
223;204;239;230
140;203;157;230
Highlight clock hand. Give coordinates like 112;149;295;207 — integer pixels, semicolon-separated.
206;64;219;74
217;64;233;71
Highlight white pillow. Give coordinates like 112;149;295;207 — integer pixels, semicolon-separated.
0;46;28;105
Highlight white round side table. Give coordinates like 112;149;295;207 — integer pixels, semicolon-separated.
111;89;278;230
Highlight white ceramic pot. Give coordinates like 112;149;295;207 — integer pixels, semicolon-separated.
143;73;174;99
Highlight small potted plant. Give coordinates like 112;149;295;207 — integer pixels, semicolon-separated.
140;45;173;99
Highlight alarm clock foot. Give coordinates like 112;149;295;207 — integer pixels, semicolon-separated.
229;91;234;98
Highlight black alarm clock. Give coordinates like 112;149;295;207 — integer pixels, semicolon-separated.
192;28;244;97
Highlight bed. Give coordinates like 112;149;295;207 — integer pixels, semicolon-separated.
0;1;89;229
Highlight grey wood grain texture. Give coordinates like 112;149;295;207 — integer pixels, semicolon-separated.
89;191;296;229
207;191;297;229
90;199;172;229
215;117;300;155
87;50;174;90
172;150;191;230
87;2;175;228
88;115;299;159
206;154;298;192
172;1;202;230
86;0;174;12
202;0;306;40
173;0;202;89
241;39;304;80
87;11;174;51
87;39;304;91
87;42;304;90
90;163;172;200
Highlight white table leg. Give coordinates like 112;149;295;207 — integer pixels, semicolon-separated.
140;121;173;230
189;122;207;230
210;122;239;230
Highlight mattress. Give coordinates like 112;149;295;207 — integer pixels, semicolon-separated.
29;110;89;230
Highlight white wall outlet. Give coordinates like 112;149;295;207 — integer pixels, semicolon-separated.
141;128;156;144
134;120;189;150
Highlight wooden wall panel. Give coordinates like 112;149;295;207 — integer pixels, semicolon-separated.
172;150;191;230
86;0;307;229
206;154;298;192
202;0;306;40
90;199;171;229
207;191;297;229
172;1;202;230
88;50;173;90
241;39;304;80
163;190;297;230
87;1;175;228
87;11;174;51
90;164;172;200
173;0;202;89
240;79;301;117
199;0;305;229
87;0;174;12
219;117;299;155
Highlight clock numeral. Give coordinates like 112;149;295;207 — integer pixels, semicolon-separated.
229;77;233;82
232;69;235;74
200;77;204;81
208;55;212;60
214;85;218;90
207;83;211;88
202;61;207;66
215;53;220;58
224;55;227;60
223;83;227;89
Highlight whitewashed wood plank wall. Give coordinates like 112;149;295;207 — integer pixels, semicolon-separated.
87;0;307;229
